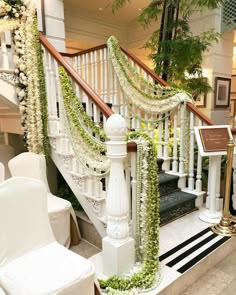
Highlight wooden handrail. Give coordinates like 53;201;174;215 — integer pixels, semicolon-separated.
39;34;113;119
186;102;215;125
61;44;107;57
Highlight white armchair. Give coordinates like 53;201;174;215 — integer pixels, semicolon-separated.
8;152;80;248
0;177;96;295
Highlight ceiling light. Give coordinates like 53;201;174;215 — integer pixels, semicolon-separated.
99;8;103;11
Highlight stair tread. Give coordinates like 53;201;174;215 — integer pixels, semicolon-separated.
159;173;179;184
160;191;196;212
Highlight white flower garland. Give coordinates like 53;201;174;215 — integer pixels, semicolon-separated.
0;18;20;32
3;0;49;155
59;67;110;176
107;36;192;114
0;71;18;85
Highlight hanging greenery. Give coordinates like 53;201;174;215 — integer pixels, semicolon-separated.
58;67;110;176
99;131;161;294
107;35;192;114
0;0;50;156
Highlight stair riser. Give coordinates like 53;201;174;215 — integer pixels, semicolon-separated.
160;199;196;225
159;180;179;197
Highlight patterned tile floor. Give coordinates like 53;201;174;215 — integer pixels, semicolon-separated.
180;248;236;295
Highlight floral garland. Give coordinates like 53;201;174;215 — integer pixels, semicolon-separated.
107;36;192;114
0;0;50;156
99;131;161;294
58;67;110;175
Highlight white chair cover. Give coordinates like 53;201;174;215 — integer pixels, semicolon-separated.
0;177;95;295
0;144;15;179
8;152;80;248
0;162;4;183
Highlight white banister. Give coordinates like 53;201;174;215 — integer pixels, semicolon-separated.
188;112;195;190
179;104;185;175
172;112;178;173
102;114;134;276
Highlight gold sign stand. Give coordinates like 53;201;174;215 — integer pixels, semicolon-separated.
212;138;236;236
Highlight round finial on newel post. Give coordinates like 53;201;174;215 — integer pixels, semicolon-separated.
105;114;127;141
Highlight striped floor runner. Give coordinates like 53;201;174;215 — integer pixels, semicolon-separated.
159;227;230;274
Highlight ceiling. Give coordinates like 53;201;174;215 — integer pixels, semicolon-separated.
64;0;152;25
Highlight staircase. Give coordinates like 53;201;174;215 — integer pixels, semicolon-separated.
158;159;197;225
0;29;215;237
2;17;236;293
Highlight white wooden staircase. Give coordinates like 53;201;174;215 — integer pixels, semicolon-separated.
0;30;230;244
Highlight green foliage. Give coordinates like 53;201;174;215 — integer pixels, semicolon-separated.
112;0;223;98
33;15;50;158
56;170;82;210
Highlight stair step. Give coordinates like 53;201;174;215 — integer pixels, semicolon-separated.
160;191;196;225
159;173;179;196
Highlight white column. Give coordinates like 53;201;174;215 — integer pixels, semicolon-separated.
102;114;134;276
199;155;222;223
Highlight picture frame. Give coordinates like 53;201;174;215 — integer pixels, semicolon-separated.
195;93;207;108
214;77;231;108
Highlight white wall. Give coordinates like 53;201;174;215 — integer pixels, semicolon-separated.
64;9;128;50
190;9;234;124
34;0;65;52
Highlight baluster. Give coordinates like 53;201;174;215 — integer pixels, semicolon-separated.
130;152;137;238
172;111;178;173
163;113;169;158
85;53;89;84
94;50;98;93
91;51;95;90
179;104;185;174
188;112;195;190
157;115;163;158
113;68;119;114
109;51;114;105
81;54;86;81
77;55;81;75
0;33;9;69
103;47;108;103
48;54;59;135
100;49;104;100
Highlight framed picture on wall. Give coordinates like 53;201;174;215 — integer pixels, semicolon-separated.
195;93;207;108
214;77;231;108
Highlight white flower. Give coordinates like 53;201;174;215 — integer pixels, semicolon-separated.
19;90;26;97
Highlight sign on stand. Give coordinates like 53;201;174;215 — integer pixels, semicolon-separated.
194;125;233;223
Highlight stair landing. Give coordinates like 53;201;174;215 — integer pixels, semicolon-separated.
89;210;236;294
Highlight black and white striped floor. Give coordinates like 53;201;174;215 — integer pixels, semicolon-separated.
159;227;230;274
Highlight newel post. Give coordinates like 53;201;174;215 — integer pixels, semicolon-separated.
102;114;134;276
